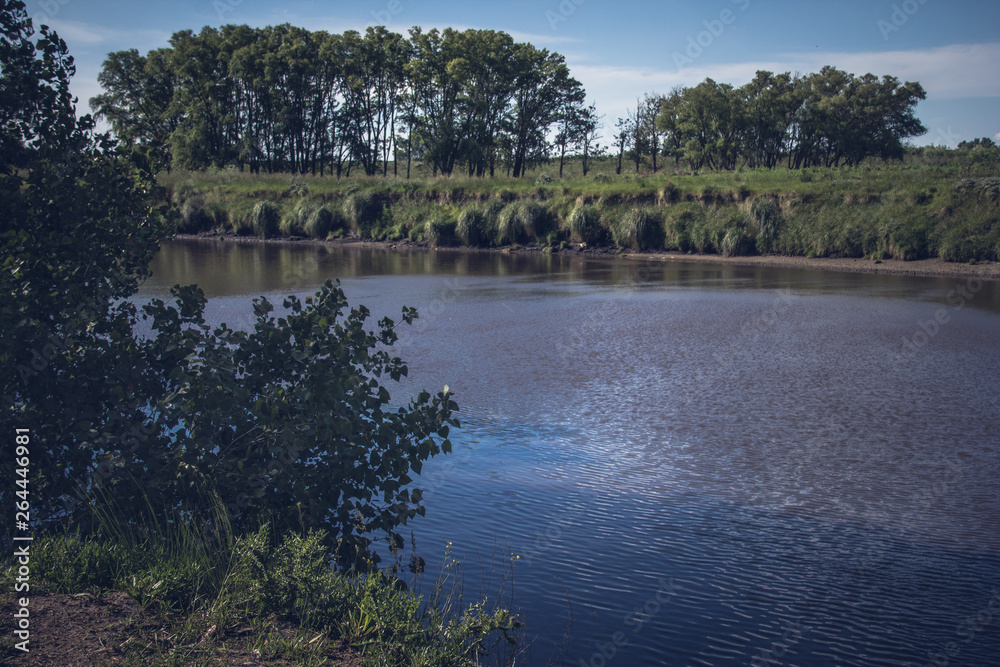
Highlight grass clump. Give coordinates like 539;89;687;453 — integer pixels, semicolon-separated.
613;207;663;250
456;202;498;246
721;210;757;257
748;197;784;253
425;214;457;247
568;203;603;244
343;191;382;238
496;200;549;245
304;205;345;240
250;200;281;239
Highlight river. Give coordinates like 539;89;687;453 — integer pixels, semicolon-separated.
142;239;1000;666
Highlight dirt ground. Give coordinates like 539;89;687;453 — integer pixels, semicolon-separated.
1;591;364;666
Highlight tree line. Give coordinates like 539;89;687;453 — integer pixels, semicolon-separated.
91;23;928;178
616;68;927;173
91;24;594;178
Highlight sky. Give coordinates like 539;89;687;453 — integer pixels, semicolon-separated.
29;0;1000;148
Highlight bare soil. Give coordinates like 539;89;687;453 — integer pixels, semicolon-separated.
2;591;364;666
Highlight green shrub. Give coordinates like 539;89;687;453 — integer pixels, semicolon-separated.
613;207;663;250
250;201;281;239
592;173;611;183
568;204;603;243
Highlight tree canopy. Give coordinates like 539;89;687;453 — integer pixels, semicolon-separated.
643;68;927;172
91;24;591;178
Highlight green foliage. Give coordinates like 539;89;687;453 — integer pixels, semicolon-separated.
456;203;497;246
14;522;523;665
179;195;212;233
496;200;549;244
280;200;312;236
343;191;382;237
748;197;785;253
250;200;281;238
1;10;462;573
613;207;663;250
721;211;757;257
568;203;603;243
425;215;457;247
304;205;344;239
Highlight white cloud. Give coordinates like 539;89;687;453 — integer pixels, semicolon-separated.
994;132;1000;143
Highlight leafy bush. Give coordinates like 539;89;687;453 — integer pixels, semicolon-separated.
250;200;281;238
0;6;460;571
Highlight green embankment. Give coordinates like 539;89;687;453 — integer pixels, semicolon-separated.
159;160;1000;263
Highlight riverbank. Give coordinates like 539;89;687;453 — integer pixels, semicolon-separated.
174;232;1000;282
159;163;1000;266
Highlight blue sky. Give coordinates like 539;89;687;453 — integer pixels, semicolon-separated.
31;0;1000;147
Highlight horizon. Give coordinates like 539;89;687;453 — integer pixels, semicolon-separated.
30;0;1000;149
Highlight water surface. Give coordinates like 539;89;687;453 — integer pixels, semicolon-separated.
144;239;1000;666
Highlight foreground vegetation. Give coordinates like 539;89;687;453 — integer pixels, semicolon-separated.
2;513;520;665
162;151;1000;263
2;3;519;663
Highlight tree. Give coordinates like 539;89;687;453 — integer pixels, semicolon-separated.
1;3;458;568
89;47;177;173
614;116;631;175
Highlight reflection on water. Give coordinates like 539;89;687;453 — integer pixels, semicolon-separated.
144;239;1000;666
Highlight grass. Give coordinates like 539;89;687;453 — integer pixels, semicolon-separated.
1;493;523;666
158;155;1000;263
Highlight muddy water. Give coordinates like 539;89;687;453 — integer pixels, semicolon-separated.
143;239;1000;666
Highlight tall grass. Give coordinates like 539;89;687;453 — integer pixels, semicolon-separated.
250;200;281;239
612;207;663;250
568;203;603;243
159;160;1000;262
7;485;524;666
456;202;498;246
496;200;549;245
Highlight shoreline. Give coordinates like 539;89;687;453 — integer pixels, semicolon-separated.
173;233;1000;282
